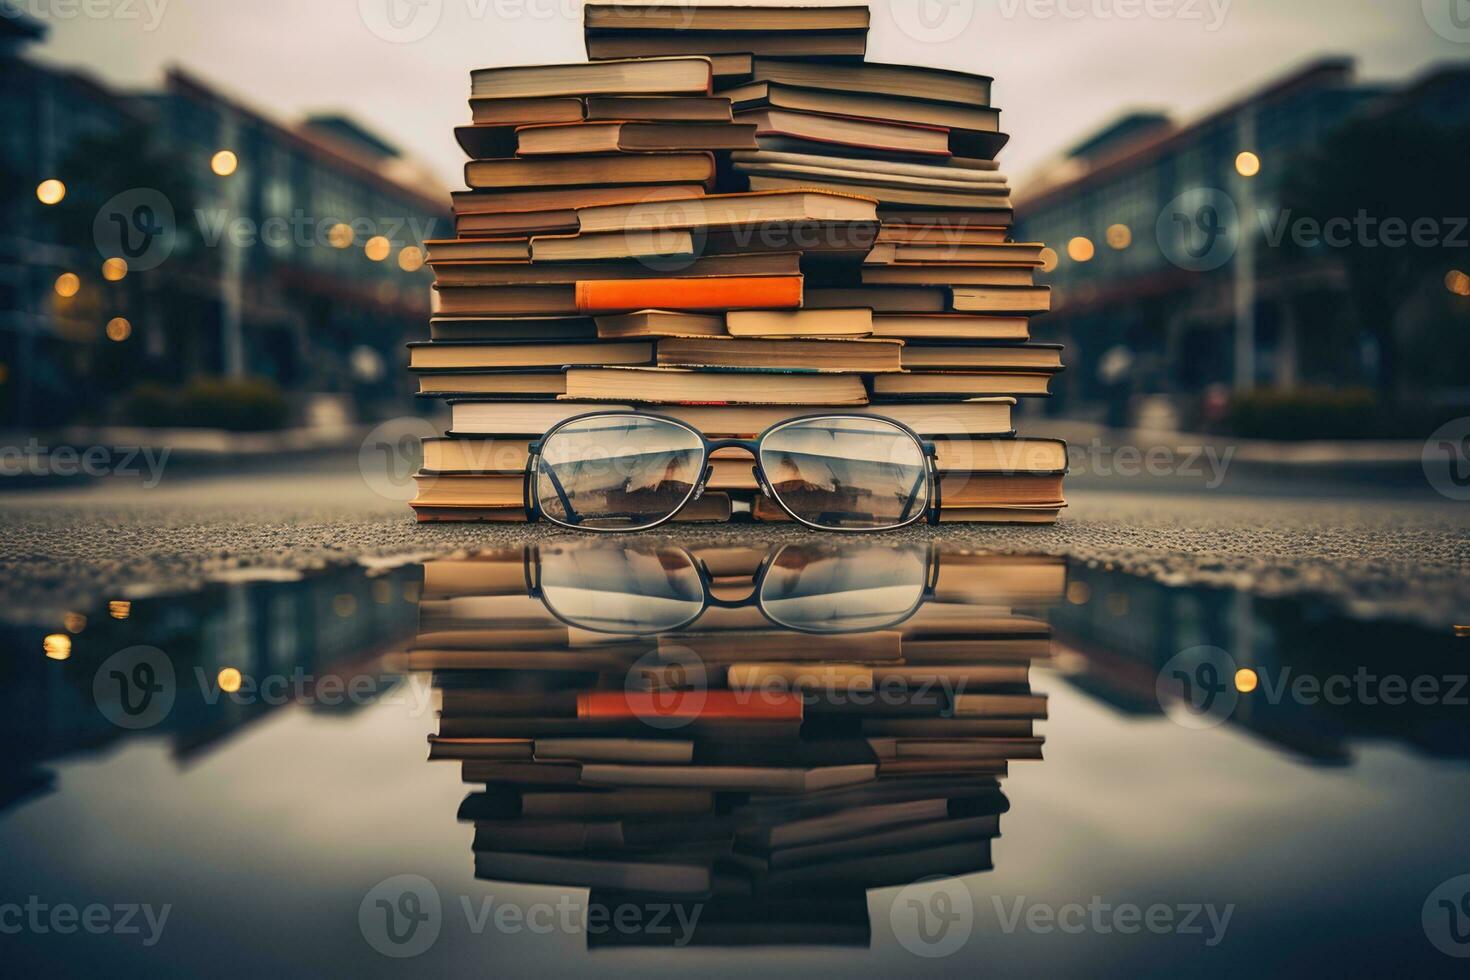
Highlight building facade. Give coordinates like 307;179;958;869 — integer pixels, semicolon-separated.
1015;58;1470;428
0;13;448;428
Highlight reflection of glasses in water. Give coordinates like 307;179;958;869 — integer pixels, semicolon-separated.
523;412;941;532
525;541;938;635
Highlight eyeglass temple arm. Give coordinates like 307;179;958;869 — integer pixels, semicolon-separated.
897;443;940;524
525;449;583;527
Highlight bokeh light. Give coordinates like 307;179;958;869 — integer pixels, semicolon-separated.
102;257;129;282
397;245;425;272
1067;236;1095;263
364;236;391;262
211;149;239;176
1106;224;1133;249
1235;151;1261;177
217;667;243;693
106;317;133;342
37;179;66;205
55;273;81;298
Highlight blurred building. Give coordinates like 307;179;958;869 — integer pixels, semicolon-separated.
0;10;448;428
1015;58;1470;427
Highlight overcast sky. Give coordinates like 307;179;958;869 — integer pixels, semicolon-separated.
23;0;1469;190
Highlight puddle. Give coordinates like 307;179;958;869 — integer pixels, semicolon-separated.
2;538;1467;976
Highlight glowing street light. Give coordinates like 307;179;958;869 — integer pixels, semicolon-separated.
211;149;239;176
365;236;391;262
37;179;66;205
55;273;81;298
397;246;425;272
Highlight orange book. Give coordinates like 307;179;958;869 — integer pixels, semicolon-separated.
575;276;802;314
577;690;804;722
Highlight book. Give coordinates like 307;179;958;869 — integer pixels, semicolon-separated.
739;108;951;158
748;173;1013;211
408;340;653;371
452;183;708;217
465;152;717;190
587;30;867;61
734;149;1003;182
871;371;1056;398
949;286;1053;314
574;276;803;314
447;401;635;435
745;58;993;107
595;310;726;339
528;228;695;262
725;307;872;337
722;82;1000;133
429;316;599;342
586;95;734;122
863;265;1033;287
654;336;902;373
515;120;758;155
573;188;878;235
561;366;866;405
470;57;713;100
583;4;871;33
416;371;567;398
870;314;1029;341
431;250;799;287
637;399;1015;438
899;344;1064;372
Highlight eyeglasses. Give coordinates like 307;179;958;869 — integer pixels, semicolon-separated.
524;412;941;532
525;540;939;635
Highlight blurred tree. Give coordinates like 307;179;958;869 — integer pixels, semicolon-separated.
1278;116;1470;406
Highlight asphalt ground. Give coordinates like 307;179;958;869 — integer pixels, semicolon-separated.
1;462;1466;627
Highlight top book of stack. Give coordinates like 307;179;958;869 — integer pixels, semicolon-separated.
583;3;871;66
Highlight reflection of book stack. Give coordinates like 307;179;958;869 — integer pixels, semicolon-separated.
408;3;1065;523
414;541;1063;947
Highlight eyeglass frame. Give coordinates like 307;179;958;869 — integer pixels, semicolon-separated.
523;541;941;636
522;410;944;533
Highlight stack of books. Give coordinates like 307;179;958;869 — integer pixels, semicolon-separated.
412;3;1065;524
410;541;1063;942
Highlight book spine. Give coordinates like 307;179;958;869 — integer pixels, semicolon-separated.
577;690;804;722
576;276;803;314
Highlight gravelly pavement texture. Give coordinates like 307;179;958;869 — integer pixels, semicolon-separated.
2;467;1467;627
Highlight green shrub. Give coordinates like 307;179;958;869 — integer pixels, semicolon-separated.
120;377;292;431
